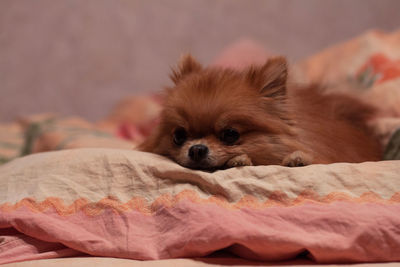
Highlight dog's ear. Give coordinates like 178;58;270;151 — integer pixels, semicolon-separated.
245;57;288;98
170;54;202;84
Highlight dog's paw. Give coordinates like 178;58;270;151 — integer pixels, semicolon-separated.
226;154;253;168
282;150;313;167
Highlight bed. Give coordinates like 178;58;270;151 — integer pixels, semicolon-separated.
1;30;400;266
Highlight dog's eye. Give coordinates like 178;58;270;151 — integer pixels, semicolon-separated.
173;128;187;146
220;128;240;145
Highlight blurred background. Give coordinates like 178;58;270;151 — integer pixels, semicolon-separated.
0;0;399;122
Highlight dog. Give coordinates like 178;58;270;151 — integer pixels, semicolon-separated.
138;54;382;170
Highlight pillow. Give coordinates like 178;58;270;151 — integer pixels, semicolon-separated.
0;122;23;164
297;30;400;145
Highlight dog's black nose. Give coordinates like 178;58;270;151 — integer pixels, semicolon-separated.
188;144;209;162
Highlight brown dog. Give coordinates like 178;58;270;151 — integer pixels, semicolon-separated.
139;55;382;170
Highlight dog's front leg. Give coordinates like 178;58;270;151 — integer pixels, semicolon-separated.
282;150;313;167
226;154;253;168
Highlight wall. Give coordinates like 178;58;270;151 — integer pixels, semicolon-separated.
0;0;399;121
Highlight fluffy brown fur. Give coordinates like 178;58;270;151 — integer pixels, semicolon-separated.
138;55;382;170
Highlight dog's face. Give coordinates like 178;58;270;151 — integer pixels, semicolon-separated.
140;55;295;170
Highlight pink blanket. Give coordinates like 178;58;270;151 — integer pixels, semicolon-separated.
1;148;400;264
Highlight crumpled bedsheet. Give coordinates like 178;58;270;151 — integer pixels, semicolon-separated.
1;148;400;264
